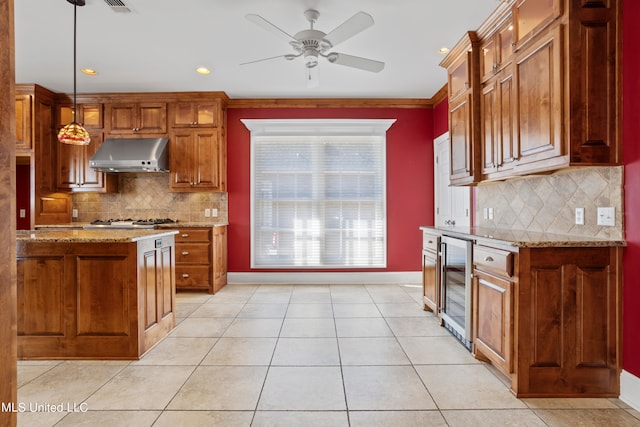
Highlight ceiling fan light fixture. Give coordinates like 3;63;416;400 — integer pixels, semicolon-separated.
59;0;90;146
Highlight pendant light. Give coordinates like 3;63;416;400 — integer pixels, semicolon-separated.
57;0;91;146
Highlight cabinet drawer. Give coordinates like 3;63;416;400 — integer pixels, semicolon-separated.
423;233;439;252
175;243;210;263
174;228;211;242
176;265;210;287
474;245;513;277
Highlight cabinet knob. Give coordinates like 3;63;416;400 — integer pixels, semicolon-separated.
181;233;189;238
182;273;190;278
450;220;456;226
484;256;494;262
181;251;190;256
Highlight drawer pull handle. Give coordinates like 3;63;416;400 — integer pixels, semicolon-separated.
181;251;190;256
182;273;190;278
181;233;190;238
428;240;433;244
484;256;494;262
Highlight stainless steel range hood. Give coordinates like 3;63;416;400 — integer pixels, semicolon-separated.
89;137;169;173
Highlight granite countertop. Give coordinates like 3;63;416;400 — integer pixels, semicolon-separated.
17;229;179;243
419;226;626;248
157;222;228;228
35;222;228;229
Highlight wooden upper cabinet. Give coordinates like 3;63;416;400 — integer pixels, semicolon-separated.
171;101;220;128
108;102;167;135
169;128;224;192
441;32;481;186
513;0;561;52
56;102;116;193
480;16;515;83
447;0;620;184
58;104;103;129
513;26;563;171
15;94;32;151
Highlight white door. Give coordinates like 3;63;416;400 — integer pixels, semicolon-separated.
434;132;470;227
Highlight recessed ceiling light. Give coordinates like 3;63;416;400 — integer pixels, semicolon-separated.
196;67;211;75
438;47;450;54
82;68;97;75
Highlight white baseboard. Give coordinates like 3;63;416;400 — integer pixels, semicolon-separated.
228;271;422;285
621;370;640;411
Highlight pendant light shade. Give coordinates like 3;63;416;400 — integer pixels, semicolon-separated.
59;0;90;145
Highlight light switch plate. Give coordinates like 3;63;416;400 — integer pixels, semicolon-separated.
212;208;218;217
19;209;26;218
204;208;211;218
575;208;584;225
72;209;78;218
488;207;494;220
597;207;615;226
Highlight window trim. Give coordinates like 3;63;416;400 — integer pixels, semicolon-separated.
242;119;396;269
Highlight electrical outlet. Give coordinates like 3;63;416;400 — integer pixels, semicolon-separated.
597;207;615;226
212;208;218;218
72;209;78;218
19;209;26;218
483;208;488;220
488;207;494;220
204;208;211;218
575;208;584;225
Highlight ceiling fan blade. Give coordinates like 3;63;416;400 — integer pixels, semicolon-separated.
324;11;374;47
327;52;384;72
240;54;292;66
246;14;297;43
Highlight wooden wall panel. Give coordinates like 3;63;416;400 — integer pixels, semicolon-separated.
143;249;159;330
17;257;65;336
76;256;130;336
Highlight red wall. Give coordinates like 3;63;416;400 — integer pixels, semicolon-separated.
622;0;640;377
433;97;449;138
227;108;434;272
16;165;30;230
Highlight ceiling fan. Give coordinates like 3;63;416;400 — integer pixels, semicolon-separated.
242;9;385;87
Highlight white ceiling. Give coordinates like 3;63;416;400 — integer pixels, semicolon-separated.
14;0;500;99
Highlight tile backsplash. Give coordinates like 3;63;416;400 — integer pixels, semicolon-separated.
475;167;623;240
72;173;228;224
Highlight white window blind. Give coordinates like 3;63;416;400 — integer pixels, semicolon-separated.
242;119;395;269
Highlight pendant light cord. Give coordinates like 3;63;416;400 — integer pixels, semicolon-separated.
73;0;78;122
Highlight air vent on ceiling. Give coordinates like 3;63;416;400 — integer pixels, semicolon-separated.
103;0;131;13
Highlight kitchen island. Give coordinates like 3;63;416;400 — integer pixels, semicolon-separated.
16;229;178;360
420;226;624;398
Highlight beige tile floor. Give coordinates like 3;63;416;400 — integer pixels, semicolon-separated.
17;283;640;426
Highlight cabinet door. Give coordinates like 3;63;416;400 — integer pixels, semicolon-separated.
138;103;167;133
497;69;516;174
15;95;32;150
169;130;195;189
56;141;82;189
109;103;137;133
473;270;514;375
171;101;219;127
448;55;470;101
109;102;166;134
513;0;561;51
192;130;221;189
422;250;438;312
514;26;563;172
212;226;228;293
481;81;498;175
449;94;474;184
170;129;222;191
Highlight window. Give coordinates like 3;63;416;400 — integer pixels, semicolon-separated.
242;119;395;268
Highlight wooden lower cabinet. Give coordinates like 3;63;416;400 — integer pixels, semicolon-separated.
472;242;622;397
174;226;227;294
421;231;440;312
16;234;176;359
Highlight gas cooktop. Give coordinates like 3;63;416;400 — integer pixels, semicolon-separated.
83;218;177;229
